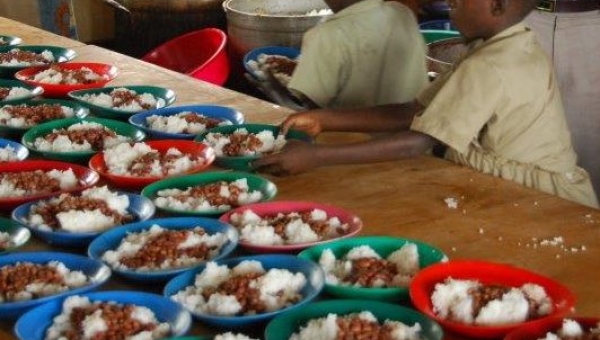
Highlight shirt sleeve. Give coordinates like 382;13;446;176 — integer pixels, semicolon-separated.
287;26;346;108
411;57;503;154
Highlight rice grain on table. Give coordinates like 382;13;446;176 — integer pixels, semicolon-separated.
289;311;422;340
171;260;306;316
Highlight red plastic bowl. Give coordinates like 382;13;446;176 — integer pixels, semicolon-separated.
505;317;600;340
89;140;215;190
0;160;99;211
142;28;230;86
14;62;119;98
409;260;576;339
219;201;363;253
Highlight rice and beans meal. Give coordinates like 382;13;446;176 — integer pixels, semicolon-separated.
0;261;90;303
0;231;12;250
246;53;298;86
213;333;259;340
153;178;263;212
431;278;552;325
203;128;287;157
34;121;131;153
76;87;163;112
0;144;19;162
318;244;420;288
0;48;54;67
145;111;230;135
45;295;171;340
171;260;306;316
229;208;351;246
0;168;78;198
0;103;75;128
538;319;600;340
0;86;33;102
289;311;423;340
25;64;109;85
101;224;229;271
103;142;204;178
23;186;132;233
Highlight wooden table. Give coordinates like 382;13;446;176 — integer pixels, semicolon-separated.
1;16;599;340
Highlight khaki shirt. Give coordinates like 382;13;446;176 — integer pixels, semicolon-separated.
411;23;599;208
288;0;428;109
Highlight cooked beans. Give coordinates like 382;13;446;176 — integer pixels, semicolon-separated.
0;170;62;195
222;133;264;156
336;315;396;340
63;303;158;340
44;127;118;150
111;89;153;110
0;263;65;301
344;258;398;287
170;181;245;207
0;50;51;65
201;272;267;314
119;229;212;269
31;194;131;230
32;64;103;84
0;103;68;126
126;151;200;177
0;87;9;100
182;112;222;130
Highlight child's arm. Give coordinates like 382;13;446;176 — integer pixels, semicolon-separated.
253;130;438;176
280;101;424;136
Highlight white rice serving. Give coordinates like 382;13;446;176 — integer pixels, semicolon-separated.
145;111;230;134
0;86;32;101
319;243;420;287
538;319;600;340
289;311;422;340
101;224;229;271
203;128;287;157
45;295;171;340
0;260;90;303
229;208;349;246
154;178;263;212
31;66;108;84
0;48;54;66
77;87;164;112
0;145;19;162
0;168;78;197
0;104;74;128
33;121;131;152
214;333;260;340
103;142;203;177
431;278;553;325
25;185;130;233
171;260;306;316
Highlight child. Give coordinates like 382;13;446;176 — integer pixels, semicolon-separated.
253;0;599;208
254;0;430;110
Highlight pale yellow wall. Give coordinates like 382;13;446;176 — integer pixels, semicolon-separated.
0;0;115;43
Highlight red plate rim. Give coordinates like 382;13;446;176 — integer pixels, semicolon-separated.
409;260;576;338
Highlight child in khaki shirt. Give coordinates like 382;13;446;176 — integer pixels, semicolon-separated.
253;0;599;208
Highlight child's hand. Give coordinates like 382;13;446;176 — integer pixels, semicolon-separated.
280;112;322;137
252;140;317;176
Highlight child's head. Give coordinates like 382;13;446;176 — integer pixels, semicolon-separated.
447;0;538;42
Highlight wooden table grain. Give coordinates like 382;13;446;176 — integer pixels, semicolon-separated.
1;16;599;340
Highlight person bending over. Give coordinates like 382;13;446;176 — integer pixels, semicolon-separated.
253;0;599;208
